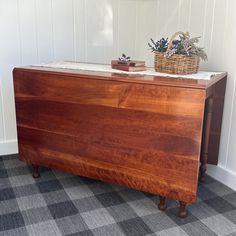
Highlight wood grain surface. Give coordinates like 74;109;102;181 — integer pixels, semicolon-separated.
13;67;227;204
206;77;227;165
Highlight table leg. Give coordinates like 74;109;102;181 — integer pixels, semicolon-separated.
158;196;167;211
199;97;213;183
179;201;188;218
32;164;40;178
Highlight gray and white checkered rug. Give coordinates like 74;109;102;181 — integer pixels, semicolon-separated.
0;154;236;236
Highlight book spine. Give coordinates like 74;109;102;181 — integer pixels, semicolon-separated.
112;65;130;71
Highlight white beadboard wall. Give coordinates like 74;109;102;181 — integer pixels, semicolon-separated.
0;0;236;190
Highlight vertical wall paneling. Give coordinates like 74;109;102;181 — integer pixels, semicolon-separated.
84;0;88;62
85;0;106;63
178;0;190;31
35;0;53;63
209;0;228;70
166;0;180;34
135;0;158;67
188;0;206;70
210;0;234;169
18;0;38;65
0;78;4;141
0;0;20;143
154;0;160;40
222;0;236;172
0;0;21;67
52;0;74;61
0;2;5;142
104;0;119;63
116;0;121;59
118;0;137;58
200;0;215;70
156;0;169;38
189;0;206;46
74;0;86;62
134;1;138;60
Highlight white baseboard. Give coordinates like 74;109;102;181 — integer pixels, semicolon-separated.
0;140;18;155
207;164;236;191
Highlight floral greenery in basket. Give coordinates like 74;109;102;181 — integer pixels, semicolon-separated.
148;32;207;60
148;32;207;74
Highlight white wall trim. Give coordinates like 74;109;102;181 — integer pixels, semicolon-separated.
0;140;18;156
207;164;236;191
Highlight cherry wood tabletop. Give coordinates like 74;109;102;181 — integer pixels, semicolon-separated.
14;66;227;89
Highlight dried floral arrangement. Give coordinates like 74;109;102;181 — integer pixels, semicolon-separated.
118;53;131;62
148;32;207;61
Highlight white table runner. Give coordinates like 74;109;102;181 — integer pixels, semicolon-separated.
35;62;222;81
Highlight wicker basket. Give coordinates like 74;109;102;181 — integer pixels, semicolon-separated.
154;32;200;75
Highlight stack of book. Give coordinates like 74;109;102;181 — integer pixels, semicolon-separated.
111;60;146;72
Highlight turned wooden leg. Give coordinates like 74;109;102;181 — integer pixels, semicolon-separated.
32;165;40;178
199;97;213;183
178;201;188;218
199;154;207;182
158;196;167;211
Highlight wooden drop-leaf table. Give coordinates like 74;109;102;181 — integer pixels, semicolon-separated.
13;66;227;218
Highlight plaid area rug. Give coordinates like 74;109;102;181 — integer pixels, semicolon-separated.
0;154;236;236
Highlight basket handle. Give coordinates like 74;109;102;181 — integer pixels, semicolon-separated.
167;31;189;50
